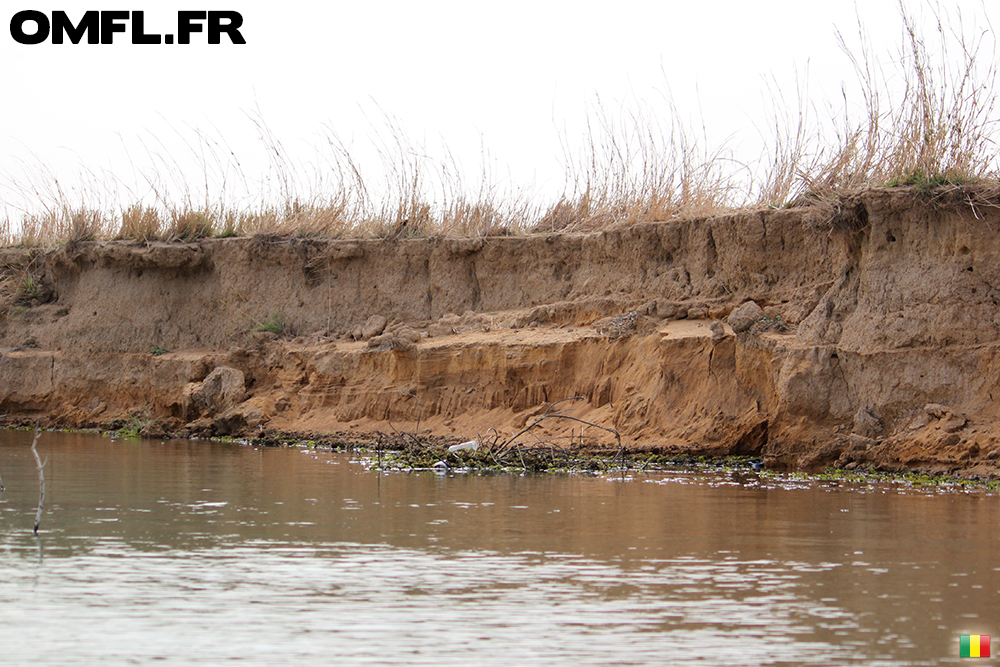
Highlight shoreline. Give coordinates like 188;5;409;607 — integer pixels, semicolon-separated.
3;187;1000;478
7;423;1000;494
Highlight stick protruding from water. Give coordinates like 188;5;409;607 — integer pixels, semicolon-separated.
30;427;45;534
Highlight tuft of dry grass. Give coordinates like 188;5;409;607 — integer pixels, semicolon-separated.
168;209;216;241
118;205;163;242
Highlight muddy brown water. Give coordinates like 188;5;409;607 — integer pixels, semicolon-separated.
0;430;997;665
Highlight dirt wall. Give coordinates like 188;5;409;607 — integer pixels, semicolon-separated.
2;187;999;475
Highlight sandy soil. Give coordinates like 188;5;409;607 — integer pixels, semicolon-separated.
3;187;1000;476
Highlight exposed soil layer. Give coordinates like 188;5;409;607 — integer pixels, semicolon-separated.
3;187;1000;475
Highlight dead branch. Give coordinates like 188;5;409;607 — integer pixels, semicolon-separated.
478;396;625;469
378;393;624;471
387;391;425;451
496;396;622;460
497;396;588;454
30;427;45;534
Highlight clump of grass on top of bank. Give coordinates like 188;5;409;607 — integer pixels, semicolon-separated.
792;6;999;199
1;4;997;249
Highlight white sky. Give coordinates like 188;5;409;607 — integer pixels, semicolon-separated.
0;0;993;220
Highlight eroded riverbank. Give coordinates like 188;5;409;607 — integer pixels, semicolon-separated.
3;187;1000;476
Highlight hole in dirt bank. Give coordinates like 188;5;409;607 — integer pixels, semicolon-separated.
886;231;896;243
960;245;971;255
832;201;870;234
705;229;717;278
733;420;768;456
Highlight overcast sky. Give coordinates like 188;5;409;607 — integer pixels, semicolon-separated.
1;0;992;220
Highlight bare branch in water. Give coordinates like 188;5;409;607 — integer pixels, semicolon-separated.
30;427;45;534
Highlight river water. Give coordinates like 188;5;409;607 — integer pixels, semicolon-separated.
0;430;997;665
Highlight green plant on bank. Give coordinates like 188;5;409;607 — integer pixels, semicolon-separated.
150;346;169;356
255;313;286;335
0;263;44;318
115;413;157;439
884;169;978;193
19;274;38;300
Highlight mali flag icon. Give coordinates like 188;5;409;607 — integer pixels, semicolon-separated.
960;635;991;657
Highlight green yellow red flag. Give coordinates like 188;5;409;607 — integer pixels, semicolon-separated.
960;635;990;658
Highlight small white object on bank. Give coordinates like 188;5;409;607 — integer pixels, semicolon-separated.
448;440;479;453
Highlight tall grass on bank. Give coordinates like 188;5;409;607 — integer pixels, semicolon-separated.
0;4;997;248
537;99;742;233
802;4;999;195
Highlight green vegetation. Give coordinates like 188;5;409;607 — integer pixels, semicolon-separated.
254;313;286;335
884;169;978;193
18;275;38;300
114;415;155;439
0;261;44;318
817;466;1000;491
374;443;617;474
232;433;1000;490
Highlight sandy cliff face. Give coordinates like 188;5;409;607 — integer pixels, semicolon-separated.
2;188;998;474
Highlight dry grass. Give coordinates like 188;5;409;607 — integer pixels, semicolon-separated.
1;4;997;248
118;205;162;241
0;271;20;317
777;2;997;205
536;100;741;233
0;252;44;319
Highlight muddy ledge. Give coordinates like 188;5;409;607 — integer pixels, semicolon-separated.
3;187;1000;478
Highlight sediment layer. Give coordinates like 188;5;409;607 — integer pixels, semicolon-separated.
2;187;999;475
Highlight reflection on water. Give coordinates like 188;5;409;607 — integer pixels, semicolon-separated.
1;430;997;665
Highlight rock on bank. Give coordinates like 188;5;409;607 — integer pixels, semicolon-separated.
2;187;1000;475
